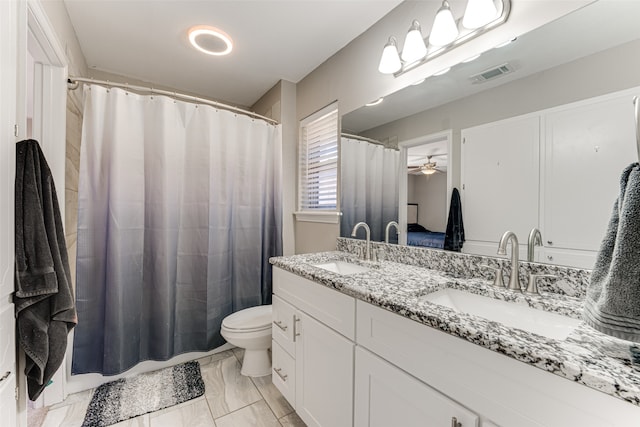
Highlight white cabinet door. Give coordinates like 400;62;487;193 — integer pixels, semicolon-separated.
461;116;540;245
542;93;637;252
295;311;354;427
354;347;478;427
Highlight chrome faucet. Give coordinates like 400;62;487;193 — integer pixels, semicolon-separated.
527;228;542;262
351;222;371;261
497;231;522;292
385;221;399;244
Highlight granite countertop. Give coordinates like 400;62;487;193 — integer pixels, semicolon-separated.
270;250;640;407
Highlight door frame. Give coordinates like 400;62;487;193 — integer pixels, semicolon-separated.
397;130;453;246
17;0;69;416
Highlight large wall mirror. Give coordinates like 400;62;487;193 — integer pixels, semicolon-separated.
340;1;640;268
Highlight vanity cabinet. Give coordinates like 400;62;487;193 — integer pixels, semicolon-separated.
461;88;638;268
272;267;355;427
354;347;479;427
356;299;638;427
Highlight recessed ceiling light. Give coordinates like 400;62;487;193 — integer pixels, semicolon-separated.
433;67;451;76
411;78;426;86
462;53;482;63
366;98;384;107
188;25;233;56
495;37;517;48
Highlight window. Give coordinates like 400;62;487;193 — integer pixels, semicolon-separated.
297;103;340;222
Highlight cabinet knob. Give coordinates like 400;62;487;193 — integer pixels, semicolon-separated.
547;240;553;245
547;255;554;261
451;417;461;427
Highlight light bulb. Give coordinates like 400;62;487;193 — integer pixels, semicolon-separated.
378;37;402;74
462;0;498;29
401;20;427;64
429;1;459;47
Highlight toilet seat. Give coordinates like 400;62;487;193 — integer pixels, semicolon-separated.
222;305;272;333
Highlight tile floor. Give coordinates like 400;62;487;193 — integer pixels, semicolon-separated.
35;348;306;427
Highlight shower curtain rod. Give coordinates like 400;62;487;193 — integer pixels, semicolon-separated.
341;132;394;148
67;77;279;125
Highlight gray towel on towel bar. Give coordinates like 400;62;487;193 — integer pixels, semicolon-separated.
583;162;640;342
15;140;77;400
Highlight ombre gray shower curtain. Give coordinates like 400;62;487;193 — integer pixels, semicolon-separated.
340;138;399;242
72;85;282;375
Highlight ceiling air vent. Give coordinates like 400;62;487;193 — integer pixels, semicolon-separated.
470;63;515;84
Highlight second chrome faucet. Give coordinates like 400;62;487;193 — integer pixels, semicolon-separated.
497;231;522;291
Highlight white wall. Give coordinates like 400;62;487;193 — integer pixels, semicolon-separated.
408;173;448;232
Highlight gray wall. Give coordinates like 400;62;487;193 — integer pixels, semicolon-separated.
251;80;297;256
363;38;640;196
409;173;448;232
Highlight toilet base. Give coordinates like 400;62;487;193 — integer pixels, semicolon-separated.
240;348;271;377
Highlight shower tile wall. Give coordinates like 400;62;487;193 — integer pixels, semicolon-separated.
65;92;82;290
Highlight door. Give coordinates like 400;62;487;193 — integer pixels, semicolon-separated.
542;93;638;253
354;347;479;427
0;0;19;425
461;116;539;255
295;311;354;427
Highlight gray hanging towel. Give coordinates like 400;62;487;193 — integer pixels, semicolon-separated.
14;139;77;400
583;162;640;342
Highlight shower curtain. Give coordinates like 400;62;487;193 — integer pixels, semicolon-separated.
340;137;399;242
72;85;282;375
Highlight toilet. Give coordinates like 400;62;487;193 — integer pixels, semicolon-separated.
221;305;272;377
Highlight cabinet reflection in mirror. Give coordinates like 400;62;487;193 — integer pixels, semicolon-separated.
340;1;640;268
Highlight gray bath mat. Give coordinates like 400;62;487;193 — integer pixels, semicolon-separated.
82;361;205;426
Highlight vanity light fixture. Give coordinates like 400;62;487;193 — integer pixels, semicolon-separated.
378;37;402;74
378;0;510;77
188;25;233;56
402;20;428;63
429;1;459;47
365;98;384;107
463;0;499;29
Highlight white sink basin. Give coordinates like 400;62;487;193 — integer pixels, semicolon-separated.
312;261;370;275
420;288;581;340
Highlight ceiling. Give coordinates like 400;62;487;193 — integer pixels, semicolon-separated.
63;0;403;107
407;139;448;171
342;0;640;133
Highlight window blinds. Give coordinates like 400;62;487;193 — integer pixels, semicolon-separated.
299;107;338;210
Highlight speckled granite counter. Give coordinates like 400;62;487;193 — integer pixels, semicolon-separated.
269;249;640;407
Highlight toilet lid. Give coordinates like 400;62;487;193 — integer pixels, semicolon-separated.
222;305;272;331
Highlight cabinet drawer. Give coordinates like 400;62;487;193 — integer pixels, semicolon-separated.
272;339;295;407
273;267;355;340
272;295;296;357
